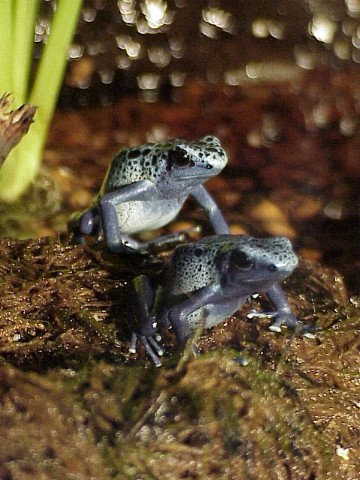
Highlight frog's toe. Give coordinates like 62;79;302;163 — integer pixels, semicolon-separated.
247;310;278;328
148;336;164;356
129;332;164;367
268;311;298;330
268;321;282;332
267;313;285;331
140;336;163;367
248;310;299;331
298;322;318;338
129;332;138;354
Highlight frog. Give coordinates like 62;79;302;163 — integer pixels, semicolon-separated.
68;136;230;253
129;234;300;366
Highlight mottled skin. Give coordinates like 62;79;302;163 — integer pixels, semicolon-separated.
69;136;230;253
130;234;299;366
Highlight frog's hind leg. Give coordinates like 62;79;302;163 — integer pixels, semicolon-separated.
137;232;187;251
138;225;201;252
106;228;197;254
68;207;100;244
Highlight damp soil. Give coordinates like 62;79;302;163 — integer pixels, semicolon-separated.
1;68;360;479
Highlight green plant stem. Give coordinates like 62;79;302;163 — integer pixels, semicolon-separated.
0;0;13;94
0;0;83;203
12;0;40;103
29;0;82;135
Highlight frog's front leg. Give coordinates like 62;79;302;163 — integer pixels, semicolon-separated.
191;184;230;234
129;275;164;367
99;180;157;253
167;284;221;345
265;282;299;331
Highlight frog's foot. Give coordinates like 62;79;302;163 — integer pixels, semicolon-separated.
109;227;200;254
129;332;164;367
143;232;187;250
141;226;201;252
268;311;298;331
107;234;153;255
107;241;139;255
248;310;309;334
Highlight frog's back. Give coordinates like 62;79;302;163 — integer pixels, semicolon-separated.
100;136;228;195
168;235;237;295
167;234;297;296
100;143;159;193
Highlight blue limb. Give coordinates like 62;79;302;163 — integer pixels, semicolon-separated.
129;332;163;367
129;274;164;366
191;184;230;234
167;283;221;345
99;180;157;253
266;283;299;331
100;180;195;253
140;225;202;252
248;283;311;335
68;207;100;243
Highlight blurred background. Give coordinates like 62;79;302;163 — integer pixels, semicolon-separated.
16;0;360;292
31;0;360;106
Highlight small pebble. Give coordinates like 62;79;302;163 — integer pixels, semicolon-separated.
336;446;350;461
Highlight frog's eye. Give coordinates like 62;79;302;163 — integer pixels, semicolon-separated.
230;250;254;270
167;148;195;169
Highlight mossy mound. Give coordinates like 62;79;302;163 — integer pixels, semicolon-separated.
79;354;334;480
0;237;359;478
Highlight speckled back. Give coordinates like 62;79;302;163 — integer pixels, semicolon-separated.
100;136;227;193
168;234;298;295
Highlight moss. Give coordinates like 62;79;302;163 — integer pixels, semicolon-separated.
0;236;162;369
71;352;333;479
0;363;111;480
0;236;360;477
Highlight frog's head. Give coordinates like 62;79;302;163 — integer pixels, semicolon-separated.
158;136;227;191
215;236;298;292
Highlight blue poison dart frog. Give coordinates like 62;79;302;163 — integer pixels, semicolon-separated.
68;136;230;253
130;234;301;366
